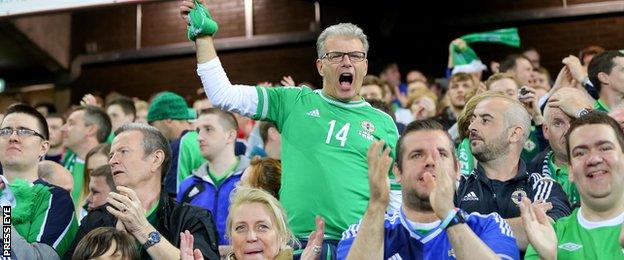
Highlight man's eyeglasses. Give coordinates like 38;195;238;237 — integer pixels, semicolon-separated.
0;127;46;140
321;51;366;63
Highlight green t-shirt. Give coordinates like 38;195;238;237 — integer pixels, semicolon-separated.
208;159;239;189
176;131;207;191
254;86;399;239
546;151;580;206
457;138;475;176
62;150;85;208
521;125;540;163
146;200;160;226
594;99;610;113
525;208;624;259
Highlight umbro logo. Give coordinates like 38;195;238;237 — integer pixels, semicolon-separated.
461;191;479;201
559;242;582;252
307;109;320;118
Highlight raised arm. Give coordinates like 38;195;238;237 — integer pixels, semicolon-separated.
181;0;259;118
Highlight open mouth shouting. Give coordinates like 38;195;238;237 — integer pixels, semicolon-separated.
339;73;354;91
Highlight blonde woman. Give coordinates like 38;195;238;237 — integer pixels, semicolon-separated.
181;187;325;260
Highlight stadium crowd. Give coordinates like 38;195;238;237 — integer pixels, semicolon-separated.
1;0;624;259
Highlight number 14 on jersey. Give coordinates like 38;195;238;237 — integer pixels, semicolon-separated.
325;120;350;147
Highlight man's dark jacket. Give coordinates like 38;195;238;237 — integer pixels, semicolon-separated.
64;192;220;260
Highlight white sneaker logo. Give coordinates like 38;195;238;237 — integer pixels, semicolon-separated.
307;109;320;118
461;191;479;201
559;242;582;252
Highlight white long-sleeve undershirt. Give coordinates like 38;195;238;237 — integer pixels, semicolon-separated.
196;58;260;118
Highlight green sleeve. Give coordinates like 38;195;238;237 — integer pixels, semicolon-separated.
177;132;207;189
254;86;307;129
54;216;78;256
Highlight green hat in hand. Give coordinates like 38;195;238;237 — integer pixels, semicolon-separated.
187;0;219;41
451;28;520;74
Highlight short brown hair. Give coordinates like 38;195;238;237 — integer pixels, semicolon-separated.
362;75;387;97
396;119;456;171
588;50;624;92
565;111;624;163
500;54;531;73
259;121;278;145
72;227;138;260
406;88;438;108
199;108;238;131
244;157;282;199
89;165;116;192
484;72;522;90
579;45;605;65
449;72;477;88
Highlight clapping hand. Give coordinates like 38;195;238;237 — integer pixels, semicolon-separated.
301;216;325;260
180;230;204;260
428;150;458;220
520;198;557;260
366;140;392;208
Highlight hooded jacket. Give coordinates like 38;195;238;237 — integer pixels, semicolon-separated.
178;155;250;245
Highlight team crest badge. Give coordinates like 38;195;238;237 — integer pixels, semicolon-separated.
524;139;536;151
361;121;375;133
511;189;527;205
358;121;375;141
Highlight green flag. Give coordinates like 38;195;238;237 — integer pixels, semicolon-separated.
451;28;521;73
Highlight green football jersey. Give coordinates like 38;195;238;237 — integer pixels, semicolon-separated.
546;151;580;206
63;150;85;208
521;125;540;163
176;131;207;190
254;86;399;239
525;208;624;259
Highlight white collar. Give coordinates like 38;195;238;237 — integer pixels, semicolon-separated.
578;207;624;229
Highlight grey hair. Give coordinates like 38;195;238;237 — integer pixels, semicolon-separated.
316;23;369;58
502;99;532;142
78;106;112;143
115;123;171;178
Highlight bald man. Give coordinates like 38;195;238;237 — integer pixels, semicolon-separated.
454;91;571;250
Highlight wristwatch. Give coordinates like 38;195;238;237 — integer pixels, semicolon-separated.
577;108;592;118
445;211;466;229
143;231;161;249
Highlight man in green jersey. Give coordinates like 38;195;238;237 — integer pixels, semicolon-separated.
563;50;624;112
181;1;400;256
588;50;624;112
62;105;111;207
523;111;624;259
